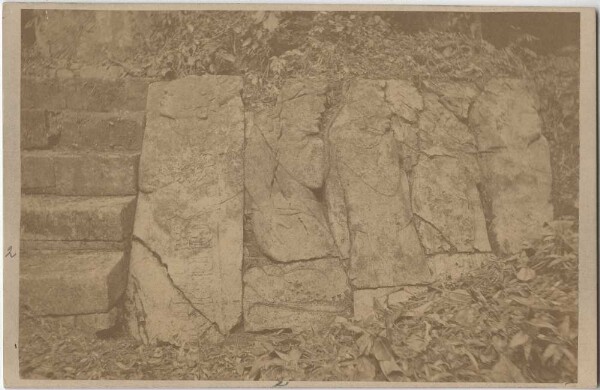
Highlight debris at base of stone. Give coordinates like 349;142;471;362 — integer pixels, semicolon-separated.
428;252;493;281
353;286;428;320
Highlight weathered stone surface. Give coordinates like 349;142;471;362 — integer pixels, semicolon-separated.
125;241;222;345
327;79;432;288
243;257;351;332
20;250;127;315
418;93;478;157
21;78;67;110
245;80;338;262
48;111;145;151
391;118;419;171
21;152;55;192
21;195;135;241
411;156;490;254
22;151;139;195
130;75;244;339
22;77;152;112
469;79;553;254
21;239;126;252
22;305;121;334
428;253;493;281
21;109;59;150
385;80;423;123
423;80;479;120
411;93;491;254
324;165;351;259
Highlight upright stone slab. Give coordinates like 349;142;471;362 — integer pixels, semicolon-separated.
245;80;338;262
410;93;491;254
126;76;244;344
327;79;432;288
469;79;553;254
243;79;350;331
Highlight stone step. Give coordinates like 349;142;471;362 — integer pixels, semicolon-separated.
21;305;121;335
21;109;145;151
21;77;153;112
22;151;139;196
20;250;128;316
21;195;136;242
21;239;126;252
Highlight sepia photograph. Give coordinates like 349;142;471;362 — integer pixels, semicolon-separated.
3;4;597;387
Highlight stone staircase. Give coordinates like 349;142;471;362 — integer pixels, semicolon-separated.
19;74;150;334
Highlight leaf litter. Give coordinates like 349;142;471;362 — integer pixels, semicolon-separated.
19;221;578;383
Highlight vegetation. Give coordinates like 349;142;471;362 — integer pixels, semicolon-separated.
20;220;578;382
20;11;580;383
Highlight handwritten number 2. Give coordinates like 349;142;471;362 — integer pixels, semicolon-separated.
5;246;16;259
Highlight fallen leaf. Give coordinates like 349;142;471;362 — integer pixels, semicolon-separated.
353;356;377;381
516;267;536;282
490;355;526;382
509;331;530;349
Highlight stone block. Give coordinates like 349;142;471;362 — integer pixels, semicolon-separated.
245;80;338;263
411;155;490;254
21;152;56;192
20;250;127;316
243;257;352;332
48;110;145;151
21;195;136;241
63;78;151;112
21;239;126;252
21;78;67;110
469;79;553;254
327;79;432;288
21;304;121;335
21;109;59;150
21;77;152;112
21;151;139;195
125;241;220;345
128;75;244;344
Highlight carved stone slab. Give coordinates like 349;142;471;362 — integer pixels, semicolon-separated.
327;79;432;289
244;80;338;262
127;76;244;343
469;79;553;254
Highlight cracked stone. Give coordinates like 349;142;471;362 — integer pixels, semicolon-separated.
245;80;338;263
412;156;491;254
423;80;479;120
327;79;432;288
243;257;351;332
125;241;222;345
128;76;244;341
418;93;478;158
469;79;553;254
385;80;423;123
